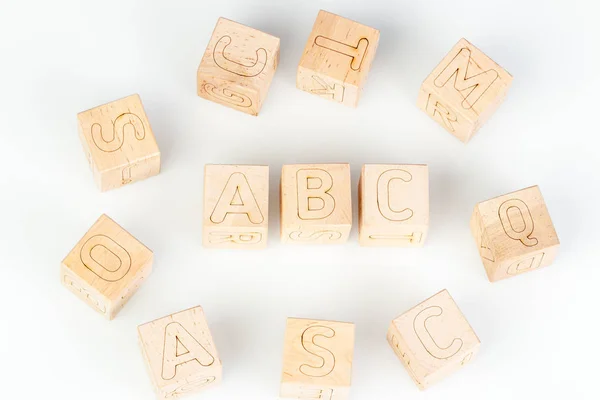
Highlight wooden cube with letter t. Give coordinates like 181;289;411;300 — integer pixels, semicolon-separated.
280;164;352;244
470;185;560;282
417;38;513;142
203;165;269;249
280;318;355;400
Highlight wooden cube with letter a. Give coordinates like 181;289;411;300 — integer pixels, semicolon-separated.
60;214;153;320
470;185;560;282
297;10;380;107
280;318;355;400
417;38;513;142
197;17;280;116
77;94;161;192
359;164;429;247
281;164;352;244
138;306;222;398
203;165;269;249
387;290;480;390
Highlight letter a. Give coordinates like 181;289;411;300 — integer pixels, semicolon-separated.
161;322;215;380
210;172;264;224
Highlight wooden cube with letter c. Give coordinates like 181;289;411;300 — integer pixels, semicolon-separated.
297;10;380;107
359;164;429;247
470;185;560;282
417;38;513;143
387;290;480;390
203;165;269;249
197;17;280;116
60;214;153;320
280;318;355;400
280;163;352;244
138;306;222;398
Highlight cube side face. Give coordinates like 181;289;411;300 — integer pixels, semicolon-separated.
280;383;349;400
359;164;429;247
197;18;280;116
138;306;222;398
390;290;480;389
280;164;352;244
203;165;269;249
297;66;359;107
470;205;499;280
61;214;153;319
77;94;161;191
417;87;474;142
386;322;425;389
281;318;354;396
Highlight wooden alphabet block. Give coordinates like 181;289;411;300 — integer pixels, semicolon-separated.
470;185;560;282
359;164;429;247
280;318;355;400
60;214;153;319
197;17;280;116
387;290;480;390
280;164;352;244
138;306;222;398
77;94;161;191
203;165;269;249
417;38;513;142
297;10;380;107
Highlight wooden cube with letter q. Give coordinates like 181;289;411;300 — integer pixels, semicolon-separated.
417;38;513;142
203;165;269;249
280;164;352;244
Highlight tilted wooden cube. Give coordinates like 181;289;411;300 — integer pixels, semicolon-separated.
280;318;355;400
197;17;280;116
470;185;560;282
77;94;161;191
297;10;380;107
61;214;153;319
138;306;222;398
417;38;513;142
387;290;480;390
280;164;352;244
203;164;269;249
359;164;429;247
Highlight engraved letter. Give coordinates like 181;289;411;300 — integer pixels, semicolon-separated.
213;36;267;77
210;172;264;224
507;253;545;275
377;169;414;221
299;326;336;377
80;235;131;282
498;199;538;247
413;306;463;359
91;113;145;152
161;322;215;380
208;232;262;245
314;36;369;71
297;169;335;220
426;93;458;132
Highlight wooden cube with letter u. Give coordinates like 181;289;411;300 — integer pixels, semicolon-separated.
280;318;355;400
417;38;513;142
203;165;269;249
280;164;352;244
470;185;560;282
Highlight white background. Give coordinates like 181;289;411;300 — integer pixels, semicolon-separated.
0;0;598;399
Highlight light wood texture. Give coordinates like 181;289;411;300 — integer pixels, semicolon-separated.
138;306;222;398
280;318;355;400
297;10;380;107
387;289;480;390
77;94;161;191
470;185;560;282
417;38;513;143
280;164;352;244
359;164;429;247
203;164;269;249
60;214;153;320
197;17;280;116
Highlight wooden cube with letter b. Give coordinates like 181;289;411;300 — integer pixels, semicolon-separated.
280;318;355;400
197;17;280;116
359;164;429;246
470;185;560;282
138;306;222;398
387;290;480;390
417;38;513;142
280;164;352;244
297;10;380;107
203;165;269;249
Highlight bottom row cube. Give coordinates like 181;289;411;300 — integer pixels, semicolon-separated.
137;290;478;398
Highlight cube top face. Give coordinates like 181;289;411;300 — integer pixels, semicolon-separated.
280;164;352;244
359;164;429;247
281;318;355;389
197;17;280;116
297;10;380;107
138;306;221;398
203;164;269;248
